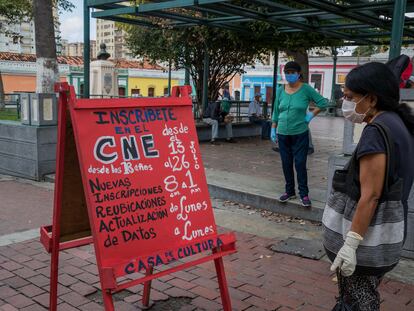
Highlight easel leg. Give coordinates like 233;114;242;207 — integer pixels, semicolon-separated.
214;256;232;311
102;289;115;311
49;83;68;311
142;266;154;307
49;245;60;311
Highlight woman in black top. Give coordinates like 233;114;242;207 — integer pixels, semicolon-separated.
323;62;414;311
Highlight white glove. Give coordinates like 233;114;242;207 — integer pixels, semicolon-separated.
330;231;363;276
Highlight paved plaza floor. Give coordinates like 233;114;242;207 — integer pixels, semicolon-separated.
199;116;344;219
200;116;344;191
0;116;413;310
0;226;413;311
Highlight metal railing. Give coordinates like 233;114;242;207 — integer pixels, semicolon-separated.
193;100;269;122
74;96;270;123
0;94;21;120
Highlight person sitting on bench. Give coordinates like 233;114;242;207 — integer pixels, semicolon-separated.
248;93;271;140
202;101;236;145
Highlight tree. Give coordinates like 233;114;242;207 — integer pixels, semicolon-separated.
352;45;387;57
0;0;31;109
33;0;59;93
125;25;268;107
0;0;74;103
124;2;347;111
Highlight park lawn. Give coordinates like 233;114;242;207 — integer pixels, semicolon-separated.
0;108;20;121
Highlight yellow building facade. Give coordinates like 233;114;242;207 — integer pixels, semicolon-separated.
128;77;180;97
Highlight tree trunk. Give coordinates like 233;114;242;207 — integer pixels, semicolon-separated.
284;49;309;83
33;0;58;94
0;72;5;110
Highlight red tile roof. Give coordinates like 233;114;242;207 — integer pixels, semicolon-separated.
0;52;163;70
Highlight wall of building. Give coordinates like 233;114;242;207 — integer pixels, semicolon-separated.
96;19;132;59
2;74;36;93
0;10;61;55
128;77;179;97
2;73;66;94
0;18;36;54
242;75;276;102
232;56;384;102
61;41;97;59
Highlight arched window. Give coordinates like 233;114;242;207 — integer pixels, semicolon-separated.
234;90;240;101
148;87;155;97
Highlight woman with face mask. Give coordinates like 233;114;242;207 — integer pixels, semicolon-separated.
271;61;328;207
323;62;414;310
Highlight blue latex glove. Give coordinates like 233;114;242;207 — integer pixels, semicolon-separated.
271;127;277;143
305;112;314;123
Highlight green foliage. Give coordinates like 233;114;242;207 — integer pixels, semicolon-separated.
0;108;19;121
0;0;32;22
123;0;346;106
0;0;74;27
352;45;387;57
125;24;268;104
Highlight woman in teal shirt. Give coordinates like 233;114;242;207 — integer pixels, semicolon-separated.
271;61;327;207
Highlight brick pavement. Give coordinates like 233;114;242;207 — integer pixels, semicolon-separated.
0;228;412;311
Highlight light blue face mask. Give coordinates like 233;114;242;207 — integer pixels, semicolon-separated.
285;73;300;83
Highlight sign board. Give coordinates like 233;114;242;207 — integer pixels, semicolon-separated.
41;83;236;311
69;85;222;277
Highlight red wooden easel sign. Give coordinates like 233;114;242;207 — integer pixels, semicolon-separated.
40;82;237;310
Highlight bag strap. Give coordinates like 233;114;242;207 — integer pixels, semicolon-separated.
345;148;359;192
336;269;344;298
344;121;396;196
369;122;396;194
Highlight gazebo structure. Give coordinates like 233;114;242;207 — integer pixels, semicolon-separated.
83;0;414;259
83;0;414;103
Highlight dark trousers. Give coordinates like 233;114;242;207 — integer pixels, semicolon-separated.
278;131;309;198
249;116;271;139
342;274;383;311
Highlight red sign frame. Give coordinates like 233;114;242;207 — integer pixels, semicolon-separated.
40;82;237;311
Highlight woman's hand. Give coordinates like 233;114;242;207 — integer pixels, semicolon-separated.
305;112;314;123
271;127;277;143
330;231;363;276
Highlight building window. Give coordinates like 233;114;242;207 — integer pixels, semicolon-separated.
234;90;240;101
164;87;169;96
244;86;250;100
254;85;261;96
148;87;155;97
265;86;273;103
310;73;322;93
131;89;140;97
118;87;126;97
336;73;346;84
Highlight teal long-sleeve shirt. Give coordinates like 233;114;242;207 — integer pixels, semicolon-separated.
272;83;328;135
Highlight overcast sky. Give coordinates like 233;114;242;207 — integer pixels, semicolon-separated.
58;1;359;56
60;0;96;42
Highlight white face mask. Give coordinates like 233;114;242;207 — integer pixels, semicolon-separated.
342;95;370;123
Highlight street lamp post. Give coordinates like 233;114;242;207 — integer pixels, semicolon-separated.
328;47;338;116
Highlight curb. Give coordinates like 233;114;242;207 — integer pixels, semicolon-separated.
208;183;324;222
44;173;324;222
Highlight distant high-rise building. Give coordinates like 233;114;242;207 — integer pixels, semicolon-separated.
61;40;97;59
0;18;36;54
0;11;62;55
96;19;133;59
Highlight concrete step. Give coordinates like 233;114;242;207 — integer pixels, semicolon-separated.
205;168;326;222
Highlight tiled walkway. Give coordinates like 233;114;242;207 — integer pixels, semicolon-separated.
0;228;412;310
